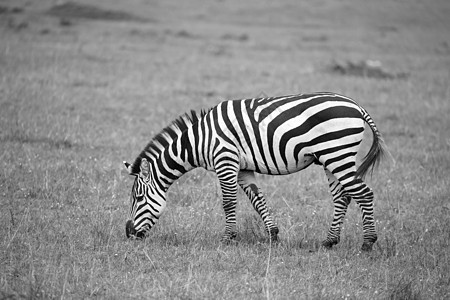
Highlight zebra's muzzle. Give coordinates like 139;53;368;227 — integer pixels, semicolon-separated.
125;220;136;238
125;220;147;239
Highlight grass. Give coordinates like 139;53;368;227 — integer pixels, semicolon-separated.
1;0;449;299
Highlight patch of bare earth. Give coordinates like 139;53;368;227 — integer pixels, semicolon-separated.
46;1;146;22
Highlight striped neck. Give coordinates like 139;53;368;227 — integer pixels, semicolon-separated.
154;130;199;191
130;110;209;190
143;116;210;193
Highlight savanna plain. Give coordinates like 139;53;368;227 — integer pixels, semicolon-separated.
1;0;449;299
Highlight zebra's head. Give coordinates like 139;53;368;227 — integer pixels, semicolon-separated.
123;157;166;239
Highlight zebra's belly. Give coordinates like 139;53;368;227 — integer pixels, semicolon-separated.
239;151;316;175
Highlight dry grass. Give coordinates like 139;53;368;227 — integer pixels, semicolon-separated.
1;0;449;299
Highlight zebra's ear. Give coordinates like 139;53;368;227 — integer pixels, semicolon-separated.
140;158;151;179
123;161;138;176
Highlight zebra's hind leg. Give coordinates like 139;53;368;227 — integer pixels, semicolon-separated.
238;171;279;242
338;176;377;251
322;168;351;249
349;180;378;251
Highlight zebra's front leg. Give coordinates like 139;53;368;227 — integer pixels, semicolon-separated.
238;171;279;242
322;168;351;249
221;194;238;242
216;161;240;243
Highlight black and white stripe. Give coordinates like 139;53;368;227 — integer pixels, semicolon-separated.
124;92;385;250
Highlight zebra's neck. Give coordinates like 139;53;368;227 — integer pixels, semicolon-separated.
133;110;210;192
152;121;208;191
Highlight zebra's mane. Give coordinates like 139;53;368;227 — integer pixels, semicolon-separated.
130;109;209;174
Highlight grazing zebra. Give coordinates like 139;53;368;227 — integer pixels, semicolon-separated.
124;92;385;251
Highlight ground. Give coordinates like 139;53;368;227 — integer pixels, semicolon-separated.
0;0;449;299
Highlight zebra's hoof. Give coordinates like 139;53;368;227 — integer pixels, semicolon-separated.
220;238;238;245
321;241;333;249
220;232;237;244
321;239;339;249
361;242;374;251
269;227;279;243
268;235;279;245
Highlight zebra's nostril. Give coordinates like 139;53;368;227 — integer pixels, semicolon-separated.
125;220;136;238
136;230;146;239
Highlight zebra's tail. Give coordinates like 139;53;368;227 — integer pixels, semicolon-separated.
355;108;386;179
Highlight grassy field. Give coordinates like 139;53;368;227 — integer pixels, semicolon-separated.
1;0;449;299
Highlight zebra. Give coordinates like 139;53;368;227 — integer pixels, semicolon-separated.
123;92;385;251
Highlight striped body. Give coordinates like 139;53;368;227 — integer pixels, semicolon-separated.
187;93;366;175
124;93;385;250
